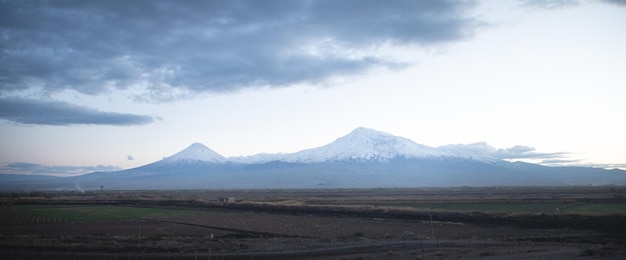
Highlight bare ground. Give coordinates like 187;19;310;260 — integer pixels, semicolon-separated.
1;187;625;259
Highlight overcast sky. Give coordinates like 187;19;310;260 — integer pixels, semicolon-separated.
1;0;625;176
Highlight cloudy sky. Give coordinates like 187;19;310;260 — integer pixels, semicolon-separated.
1;0;625;176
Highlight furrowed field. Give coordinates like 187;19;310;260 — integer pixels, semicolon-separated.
10;205;205;223
1;186;625;259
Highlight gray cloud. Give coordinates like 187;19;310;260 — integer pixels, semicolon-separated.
0;0;479;101
538;159;626;170
440;142;568;161
127;155;134;160
494;145;568;160
592;163;626;169
555;162;626;169
518;0;581;9
602;0;626;6
3;162;41;171
539;159;581;164
437;141;615;170
519;0;626;9
3;162;121;176
0;98;155;126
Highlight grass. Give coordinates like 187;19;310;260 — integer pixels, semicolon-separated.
383;202;626;215
14;205;206;222
13;201;626;223
560;203;626;215
386;202;562;214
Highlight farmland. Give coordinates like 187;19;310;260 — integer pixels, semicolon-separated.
11;205;206;222
1;186;625;259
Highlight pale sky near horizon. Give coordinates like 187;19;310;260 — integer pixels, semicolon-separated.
1;0;625;176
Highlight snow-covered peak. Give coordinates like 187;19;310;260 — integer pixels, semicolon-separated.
161;142;226;164
281;127;444;163
347;127;387;138
142;128;509;166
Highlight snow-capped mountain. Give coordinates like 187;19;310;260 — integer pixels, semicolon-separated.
100;142;228;178
278;127;444;163
230;127;493;163
160;142;226;164
2;127;625;191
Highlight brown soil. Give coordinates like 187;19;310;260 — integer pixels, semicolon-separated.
1;187;625;259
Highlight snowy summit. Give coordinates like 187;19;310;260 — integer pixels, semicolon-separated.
4;127;626;190
281;127;444;163
164;127;504;165
161;142;226;164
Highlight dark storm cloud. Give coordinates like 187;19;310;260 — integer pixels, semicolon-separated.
0;98;155;126
0;0;478;101
3;162;121;175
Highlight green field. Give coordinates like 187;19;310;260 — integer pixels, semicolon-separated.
385;202;626;215
559;203;626;215
12;200;626;223
14;205;206;222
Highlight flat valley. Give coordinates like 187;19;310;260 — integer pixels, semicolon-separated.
1;186;625;259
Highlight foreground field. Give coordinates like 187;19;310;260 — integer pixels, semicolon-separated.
1;186;625;259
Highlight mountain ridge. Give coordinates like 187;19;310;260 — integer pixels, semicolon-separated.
225;127;496;164
277;127;446;163
1;127;625;191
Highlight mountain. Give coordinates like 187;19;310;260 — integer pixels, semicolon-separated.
231;127;495;163
90;142;229;179
279;127;445;163
2;127;625;191
161;142;226;164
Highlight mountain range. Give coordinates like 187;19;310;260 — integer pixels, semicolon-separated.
2;127;625;191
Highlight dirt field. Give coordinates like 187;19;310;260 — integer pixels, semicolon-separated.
1;186;625;259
